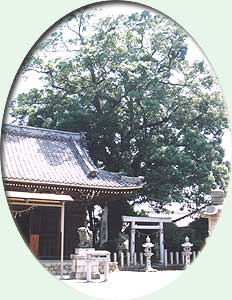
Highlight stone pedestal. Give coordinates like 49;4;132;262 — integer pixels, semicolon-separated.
70;248;110;281
70;248;100;280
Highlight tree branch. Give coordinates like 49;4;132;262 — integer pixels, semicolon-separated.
137;103;180;130
158;80;187;87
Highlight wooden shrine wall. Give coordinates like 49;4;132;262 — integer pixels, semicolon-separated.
14;202;86;259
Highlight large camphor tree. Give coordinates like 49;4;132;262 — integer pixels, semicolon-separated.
9;7;230;216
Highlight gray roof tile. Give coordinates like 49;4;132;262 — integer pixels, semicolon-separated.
1;125;144;190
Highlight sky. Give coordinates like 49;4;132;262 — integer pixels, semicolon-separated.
5;1;232;163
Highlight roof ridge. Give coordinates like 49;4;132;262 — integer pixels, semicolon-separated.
69;136;99;178
2;124;86;141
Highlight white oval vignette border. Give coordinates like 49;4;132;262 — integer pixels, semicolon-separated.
0;1;231;300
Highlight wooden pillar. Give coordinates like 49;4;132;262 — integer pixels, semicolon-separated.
159;222;164;265
130;221;135;264
88;205;96;248
100;203;108;247
60;202;65;279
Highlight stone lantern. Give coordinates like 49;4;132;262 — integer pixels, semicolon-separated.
201;187;225;236
142;236;157;272
181;236;193;267
211;188;224;205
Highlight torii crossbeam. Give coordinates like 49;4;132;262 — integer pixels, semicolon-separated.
122;215;172;265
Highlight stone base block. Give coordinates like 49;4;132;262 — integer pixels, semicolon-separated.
75;248;95;255
70;271;100;280
99;262;119;273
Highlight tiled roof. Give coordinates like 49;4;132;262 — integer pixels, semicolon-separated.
1;125;144;190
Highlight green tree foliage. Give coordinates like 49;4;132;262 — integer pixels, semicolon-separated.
164;218;208;252
10;8;230;208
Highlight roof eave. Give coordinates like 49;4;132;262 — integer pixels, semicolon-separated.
4;178;144;191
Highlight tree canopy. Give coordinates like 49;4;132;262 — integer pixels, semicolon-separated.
9;7;230;209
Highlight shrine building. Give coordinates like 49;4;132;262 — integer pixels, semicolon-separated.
1;125;144;260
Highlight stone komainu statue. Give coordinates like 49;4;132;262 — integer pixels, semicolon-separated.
77;226;93;248
115;232;129;252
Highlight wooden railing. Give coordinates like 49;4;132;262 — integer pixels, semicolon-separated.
164;249;198;267
111;249;198;268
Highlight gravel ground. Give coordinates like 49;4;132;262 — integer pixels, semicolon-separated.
59;270;182;300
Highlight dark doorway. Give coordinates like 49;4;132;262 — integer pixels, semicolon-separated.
14;210;31;243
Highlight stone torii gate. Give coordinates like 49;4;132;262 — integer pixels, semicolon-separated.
122;215;172;265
